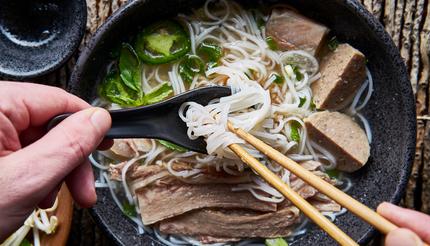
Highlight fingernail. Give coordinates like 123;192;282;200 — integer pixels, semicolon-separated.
386;229;423;246
90;108;111;133
377;202;392;213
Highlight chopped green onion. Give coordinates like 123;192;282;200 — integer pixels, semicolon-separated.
143;82;173;105
328;36;339;51
266;36;278;50
290;121;301;142
310;99;316;111
119;43;142;92
179;55;205;83
198;42;223;62
135;20;190;64
158;140;188;152
272;73;284;85
299;97;306;107
292;65;304;81
123;201;137;218
265;238;289;246
326;169;340;178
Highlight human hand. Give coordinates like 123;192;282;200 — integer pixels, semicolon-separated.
377;202;430;246
0;82;112;241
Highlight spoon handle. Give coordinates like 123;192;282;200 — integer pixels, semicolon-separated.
47;110;160;139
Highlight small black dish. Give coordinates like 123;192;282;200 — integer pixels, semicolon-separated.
69;0;416;245
0;0;87;80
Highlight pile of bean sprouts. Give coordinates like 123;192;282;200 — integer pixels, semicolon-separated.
1;199;59;246
90;0;374;245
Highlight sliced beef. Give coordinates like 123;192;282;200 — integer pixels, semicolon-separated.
304;111;370;172
310;199;341;212
300;160;322;171
159;207;300;239
106;139;153;159
265;8;329;55
132;165;276;225
198;236;241;244
311;44;367;110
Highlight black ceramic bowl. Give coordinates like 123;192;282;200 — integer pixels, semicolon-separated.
69;0;416;245
0;0;86;79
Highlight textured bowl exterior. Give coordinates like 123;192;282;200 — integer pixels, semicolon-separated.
0;0;87;79
69;0;416;245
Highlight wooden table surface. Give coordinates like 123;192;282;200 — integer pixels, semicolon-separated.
27;0;429;245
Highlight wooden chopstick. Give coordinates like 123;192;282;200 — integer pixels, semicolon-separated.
226;122;398;234
228;143;358;246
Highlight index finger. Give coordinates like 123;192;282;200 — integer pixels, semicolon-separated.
0;82;90;131
377;202;430;244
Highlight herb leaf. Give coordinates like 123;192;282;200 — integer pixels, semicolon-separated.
198;42;222;62
326;169;340;178
158;140;188;152
265;238;289;246
119;43;142;92
99;68;144;107
179;55;205;83
143;82;173;105
122;201;137;218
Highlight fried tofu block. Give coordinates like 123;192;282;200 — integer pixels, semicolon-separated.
311;44;367;110
304;111;370;172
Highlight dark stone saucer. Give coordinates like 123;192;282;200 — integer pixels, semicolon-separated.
0;0;86;79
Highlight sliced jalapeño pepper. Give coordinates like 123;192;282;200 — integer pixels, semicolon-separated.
135;20;191;64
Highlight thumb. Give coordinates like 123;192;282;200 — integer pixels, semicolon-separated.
385;228;423;246
4;107;111;204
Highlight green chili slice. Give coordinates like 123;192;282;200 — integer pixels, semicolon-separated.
135;20;191;64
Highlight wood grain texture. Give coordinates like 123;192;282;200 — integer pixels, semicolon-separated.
40;184;73;246
62;0;430;244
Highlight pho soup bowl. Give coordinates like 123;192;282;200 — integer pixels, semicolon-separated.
69;0;416;245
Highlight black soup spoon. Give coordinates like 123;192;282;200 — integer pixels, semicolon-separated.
48;86;231;154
